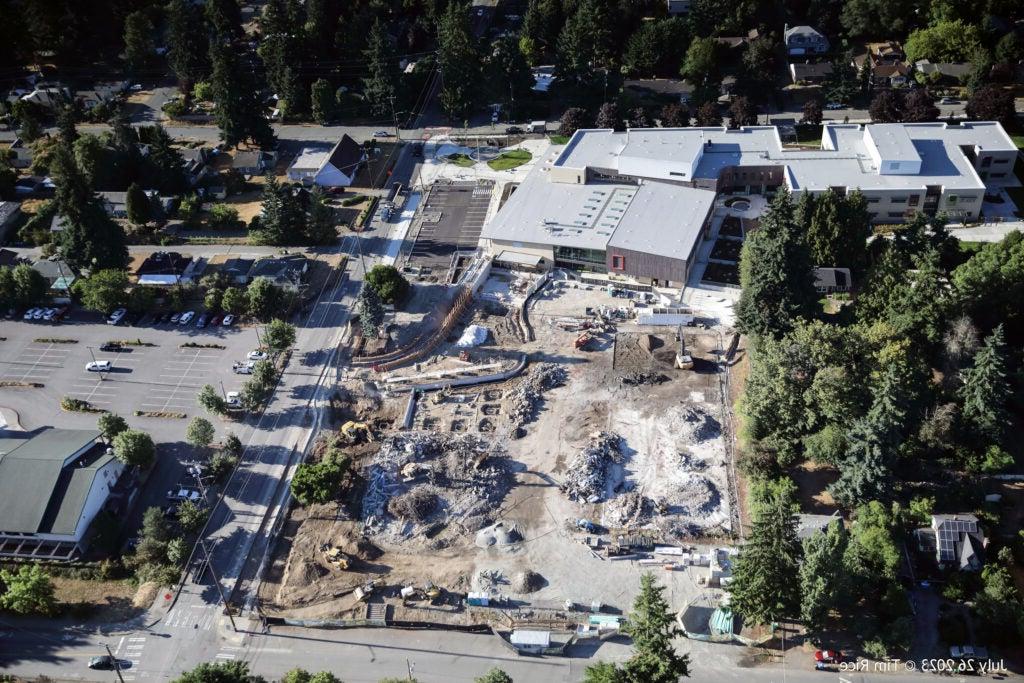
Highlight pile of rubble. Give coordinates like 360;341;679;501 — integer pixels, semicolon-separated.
677;406;721;442
561;431;623;503
620;370;668;386
506;363;568;433
362;432;513;539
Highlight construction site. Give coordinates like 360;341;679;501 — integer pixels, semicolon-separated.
258;265;740;636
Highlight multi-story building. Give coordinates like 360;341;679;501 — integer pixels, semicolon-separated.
479;122;1016;287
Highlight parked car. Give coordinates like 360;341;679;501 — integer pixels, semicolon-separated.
210;314;223;326
179;311;195;325
52;305;69;321
23;307;41;320
166;487;202;502
99;342;122;352
939;97;958;104
505;126;523;135
233;360;256;374
247;350;268;361
814;650;843;664
221;314;235;326
42;308;57;321
32;308;46;320
170;311;182;324
106;308;127;325
86;360;112;372
372;130;392;138
825;102;844;110
195;313;209;328
226;391;242;409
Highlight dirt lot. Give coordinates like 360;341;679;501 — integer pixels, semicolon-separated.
260;272;739;624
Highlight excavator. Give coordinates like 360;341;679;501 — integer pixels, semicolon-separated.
339;421;373;445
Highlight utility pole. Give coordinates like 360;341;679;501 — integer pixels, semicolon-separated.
199;539;237;632
406;659;414;681
388;95;400;141
104;643;125;683
220;381;227;400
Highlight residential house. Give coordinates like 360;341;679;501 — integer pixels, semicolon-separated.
797;511;842;539
135;251;193;286
180;257;209;285
715;29;760;50
666;0;691;15
532;66;556;93
249;253;308;291
509;630;551;654
73;81;126;112
790;62;834;85
15;175;53;198
0;428;125;560
784;25;829;56
219;257;256;285
0;201;22;242
232;150;276;176
915;513;986;571
180;147;217;188
7;138;33;169
853;42;911;88
20;85;71;111
813;267;852;293
286;134;366;188
32;257;76;296
914;60;972;85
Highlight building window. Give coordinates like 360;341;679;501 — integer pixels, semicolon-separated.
891;196;907;203
611;255;625;270
981;157;992;167
947;195;958;206
991;173;1006;178
867;196;880;203
994;158;1009;164
908;195;920;207
959;196;977;203
888;211;904;218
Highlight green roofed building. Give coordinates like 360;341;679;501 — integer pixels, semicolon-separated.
0;428;124;560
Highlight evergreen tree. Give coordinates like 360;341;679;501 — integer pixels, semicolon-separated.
205;0;243;42
146;125;187;194
56;105;78;147
281;65;310;121
126;183;151;227
358;284;384;338
209;42;277;149
620;574;690;682
123;10;155;75
729;480;802;625
521;0;561;64
489;35;534;115
804;189;871;272
555;0;613;86
823;52;858;104
253;174;286;244
167;0;210;93
363;20;400;119
258;0;301;98
735;189;817;341
800;519;848;632
305;186;335;245
310;78;334;125
829;418;893;507
12;100;42;142
959;325;1009;444
438;2;480;120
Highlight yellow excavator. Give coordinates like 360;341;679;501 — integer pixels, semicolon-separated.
339;421;373;445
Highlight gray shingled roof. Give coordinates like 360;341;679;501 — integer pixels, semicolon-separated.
0;429;108;535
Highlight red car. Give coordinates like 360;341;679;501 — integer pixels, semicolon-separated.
815;650;843;664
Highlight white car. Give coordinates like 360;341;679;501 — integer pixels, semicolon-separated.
166;488;202;502
825;102;844;110
86;360;112;372
32;308;46;319
106;308;127;325
372;130;392;138
247;350;268;361
232;360;256;374
221;314;235;326
225;391;241;409
23;307;41;320
42;308;57;321
179;311;195;325
939;97;958;104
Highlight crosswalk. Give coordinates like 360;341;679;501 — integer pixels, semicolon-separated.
164;603;218;631
111;635;146;680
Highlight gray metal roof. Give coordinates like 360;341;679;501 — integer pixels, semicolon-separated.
0;429;108;536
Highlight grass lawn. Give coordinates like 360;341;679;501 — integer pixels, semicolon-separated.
446;153;475;168
784;124;823;148
550;134;570;144
1010;133;1024;150
487;149;532;171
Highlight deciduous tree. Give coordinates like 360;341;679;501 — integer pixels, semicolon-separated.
365;265;410;305
0;564;57;615
98;413;129;441
113;429;156;469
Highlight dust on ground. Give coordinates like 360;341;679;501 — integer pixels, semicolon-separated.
259;272;738;624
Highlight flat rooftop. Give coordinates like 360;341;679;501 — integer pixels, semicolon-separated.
553;122;1015;193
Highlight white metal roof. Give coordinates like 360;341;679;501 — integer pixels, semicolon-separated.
510;629;551;646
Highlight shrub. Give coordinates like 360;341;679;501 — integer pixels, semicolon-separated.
208;204;240;229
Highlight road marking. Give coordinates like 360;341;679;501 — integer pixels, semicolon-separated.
215;653;236;660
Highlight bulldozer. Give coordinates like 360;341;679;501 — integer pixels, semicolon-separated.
339;421;373;445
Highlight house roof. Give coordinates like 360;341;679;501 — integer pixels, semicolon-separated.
221;257;256;277
813;267;851;289
136;251;192;276
785;25;826;42
874;63;910;78
933;514;982;564
32;258;76;288
0;248;19;266
0;201;20;225
325;134;364;176
233;150;264;169
790;62;833;80
0;428;110;536
249;254;307;282
915;60;971;80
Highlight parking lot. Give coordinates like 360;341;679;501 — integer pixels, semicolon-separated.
0;311;259;439
407;179;492;270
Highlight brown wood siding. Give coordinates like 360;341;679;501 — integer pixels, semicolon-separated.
606;246;688;285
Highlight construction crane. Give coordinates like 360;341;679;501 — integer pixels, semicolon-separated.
340;421;373;445
674;325;694;370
